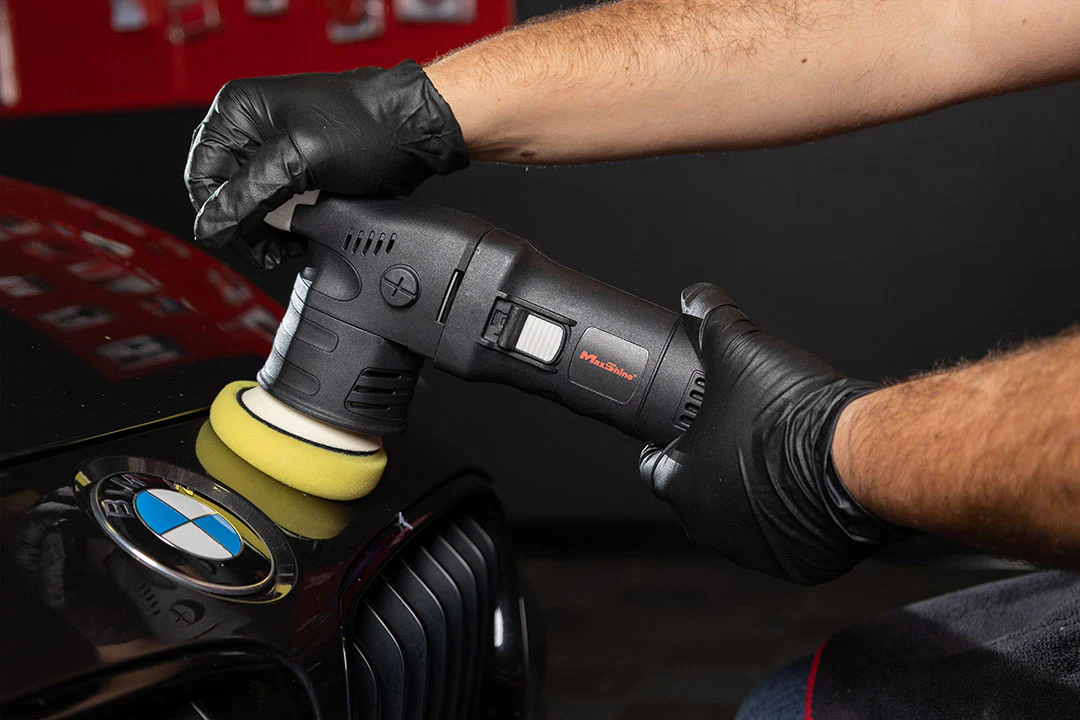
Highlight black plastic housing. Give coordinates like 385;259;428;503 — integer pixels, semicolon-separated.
258;195;704;444
258;198;488;436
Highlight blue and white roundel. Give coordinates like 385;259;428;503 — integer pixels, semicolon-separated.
134;489;243;561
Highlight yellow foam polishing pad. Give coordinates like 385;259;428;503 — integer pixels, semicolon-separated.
195;421;352;539
209;380;386;501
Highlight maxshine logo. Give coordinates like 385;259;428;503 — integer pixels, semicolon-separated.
578;350;638;381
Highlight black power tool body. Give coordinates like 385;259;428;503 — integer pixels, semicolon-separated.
260;193;705;445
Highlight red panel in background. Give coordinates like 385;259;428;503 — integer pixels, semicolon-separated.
0;0;179;116
180;0;513;103
0;0;512;117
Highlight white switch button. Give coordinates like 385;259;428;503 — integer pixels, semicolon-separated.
514;314;565;363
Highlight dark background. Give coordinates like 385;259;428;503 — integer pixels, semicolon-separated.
2;2;1078;526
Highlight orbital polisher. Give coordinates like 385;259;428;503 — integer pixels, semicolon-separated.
210;192;706;500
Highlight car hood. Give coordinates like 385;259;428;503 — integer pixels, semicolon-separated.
0;408;488;714
0;177;282;462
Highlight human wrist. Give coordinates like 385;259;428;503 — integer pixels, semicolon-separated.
831;390;876;519
379;60;468;175
423;55;516;160
818;383;908;543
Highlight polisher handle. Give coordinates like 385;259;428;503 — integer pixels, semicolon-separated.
434;229;706;444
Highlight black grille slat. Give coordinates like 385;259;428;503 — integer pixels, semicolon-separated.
372;579;430;720
457;516;497;575
444;523;493;715
409;550;465;720
352;644;380;720
388;564;448;720
355;602;406;719
429;533;480;720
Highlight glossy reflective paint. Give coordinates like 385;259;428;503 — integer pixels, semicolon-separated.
0;176;282;461
0;413;528;717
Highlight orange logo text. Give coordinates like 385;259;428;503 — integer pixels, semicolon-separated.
578;351;637;381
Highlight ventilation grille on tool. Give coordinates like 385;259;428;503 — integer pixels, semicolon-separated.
350;511;499;720
674;371;706;431
344;228;397;256
346;368;419;418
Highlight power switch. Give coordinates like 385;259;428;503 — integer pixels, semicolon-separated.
484;300;566;364
514;313;565;363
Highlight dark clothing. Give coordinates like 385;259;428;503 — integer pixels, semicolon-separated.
814;570;1080;718
736;655;811;720
739;571;1080;719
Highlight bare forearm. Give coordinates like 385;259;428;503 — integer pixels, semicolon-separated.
833;329;1080;567
425;0;1080;163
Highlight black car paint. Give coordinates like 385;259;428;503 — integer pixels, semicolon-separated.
3;416;528;717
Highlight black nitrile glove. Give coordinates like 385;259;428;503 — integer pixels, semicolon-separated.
185;60;468;269
15;488;146;645
640;283;907;585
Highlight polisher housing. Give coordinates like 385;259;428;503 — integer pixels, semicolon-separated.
260;195;706;445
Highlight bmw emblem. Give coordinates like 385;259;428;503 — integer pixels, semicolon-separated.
134;489;243;561
75;456;296;599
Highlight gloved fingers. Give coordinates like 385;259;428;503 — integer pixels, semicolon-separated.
638;443;665;495
185;95;266;210
683;284;847;387
638;435;694;499
186;125;248;210
641;284;746;483
193;133;310;251
638;285;757;500
639;439;693;500
14;497;78;577
679;282;737;318
229;224;308;271
678;283;752;358
40;532;68;609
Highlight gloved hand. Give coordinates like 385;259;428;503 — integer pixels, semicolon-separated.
185;60;468;269
640;283;907;585
15;488;147;644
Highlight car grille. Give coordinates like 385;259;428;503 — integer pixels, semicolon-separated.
349;508;504;720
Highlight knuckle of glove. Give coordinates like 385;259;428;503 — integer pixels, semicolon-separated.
638;443;680;500
213;78;256;109
679;282;735;319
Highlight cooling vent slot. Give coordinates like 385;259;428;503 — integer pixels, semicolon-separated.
673;371;706;432
343;228;396;256
350;513;499;720
345;368;419;417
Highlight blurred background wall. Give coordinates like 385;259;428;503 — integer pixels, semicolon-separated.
2;0;1078;524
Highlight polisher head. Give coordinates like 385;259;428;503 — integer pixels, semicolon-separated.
208;380;386;501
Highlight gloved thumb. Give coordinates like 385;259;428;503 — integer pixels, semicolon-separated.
639;439;695;498
638;443;666;495
638;282;742;497
193;134;310;252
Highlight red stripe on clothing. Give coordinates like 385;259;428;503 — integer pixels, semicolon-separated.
804;640;828;720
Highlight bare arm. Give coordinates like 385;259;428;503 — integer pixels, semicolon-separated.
834;329;1080;567
425;0;1080;163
